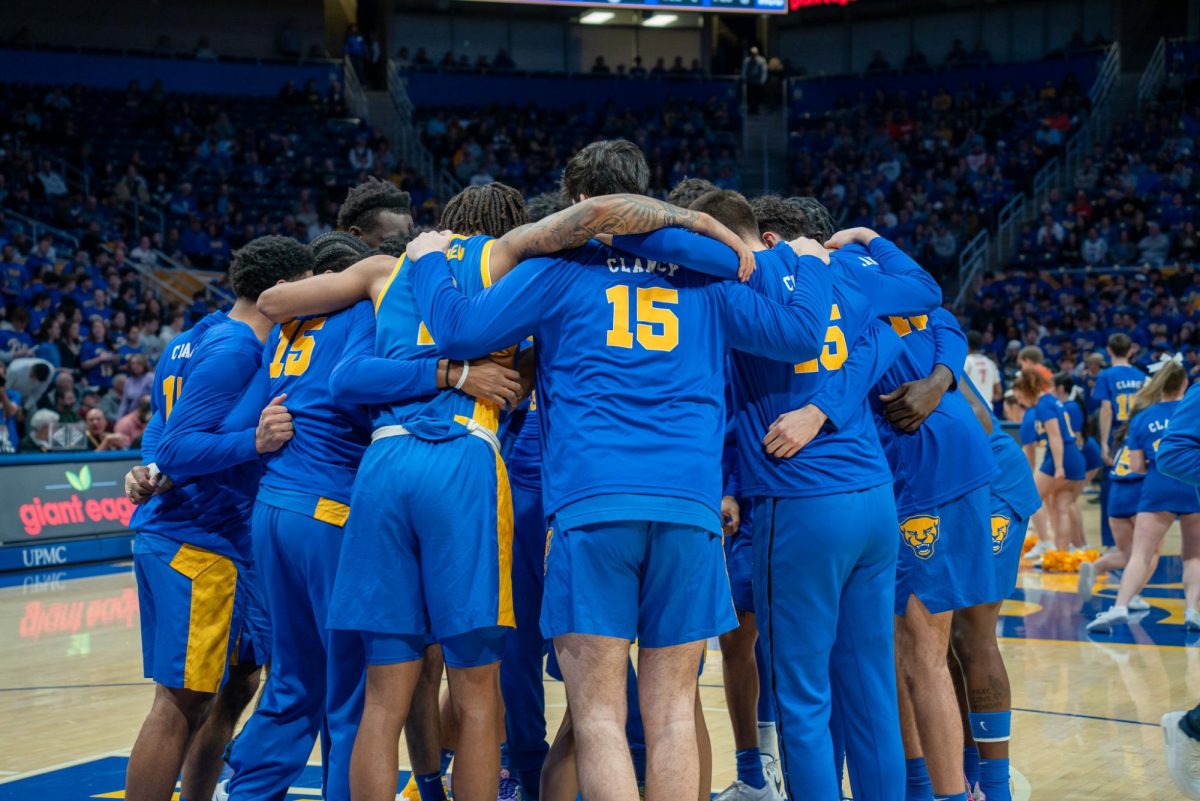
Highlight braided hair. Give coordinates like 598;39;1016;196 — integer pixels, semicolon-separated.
440;182;528;238
310;230;370;274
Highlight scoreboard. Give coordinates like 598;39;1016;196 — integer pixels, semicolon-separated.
457;0;790;13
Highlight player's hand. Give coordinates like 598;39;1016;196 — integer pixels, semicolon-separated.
1054;465;1066;480
824;227;880;250
124;465;159;505
456;358;522;410
788;236;830;265
1101;445;1112;466
406;230;453;262
721;495;740;537
763;404;828;458
256;394;294;454
880;370;952;433
686;212;756;281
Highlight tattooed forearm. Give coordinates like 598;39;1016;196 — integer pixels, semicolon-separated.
499;194;706;260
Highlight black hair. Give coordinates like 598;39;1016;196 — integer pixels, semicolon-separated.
749;195;810;241
310;230;369;273
337;177;412;234
561;139;649;201
688;189;759;240
967;330;984;351
667;177;718;208
229;236;314;301
440;183;527;238
523;191;569;223
1054;372;1075;393
783;196;836;242
31;362;51;382
373;231;418;259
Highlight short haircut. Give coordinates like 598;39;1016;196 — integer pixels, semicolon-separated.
561;140;649;201
523;191;569;223
784;196;836;242
1018;345;1045;365
1054;372;1075;393
230;236;315;301
1107;332;1132;357
967;330;983;351
440;183;528;238
337;177;412;234
310;231;370;273
667;178;718;208
30;409;59;430
688;190;759;240
748;195;807;240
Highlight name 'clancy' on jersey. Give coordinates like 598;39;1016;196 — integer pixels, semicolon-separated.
371;234;515;445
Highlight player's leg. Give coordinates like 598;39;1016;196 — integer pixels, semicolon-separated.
717;610;766;796
895;675;931;801
950;601;1012;801
354;655;425;801
1066;480;1086;548
697;688;712;801
443;631;508;801
1099;473;1114;549
402;646;448;800
829;484;904;801
754;493;865;801
127;684;215;801
540;704;579;801
500;480;550;797
950;657;974;797
1181;515;1200;624
556;633;638;801
1107;512;1174;608
636;641;706;801
184;658;260;801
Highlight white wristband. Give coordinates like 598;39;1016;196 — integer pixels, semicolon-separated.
454;361;470;390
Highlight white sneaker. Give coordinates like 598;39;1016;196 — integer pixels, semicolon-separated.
714;780;781;801
1077;561;1096;599
1086;605;1129;633
1163;710;1200;800
1129;594;1151;611
1188;609;1200;632
762;753;785;799
212;779;230;801
1025;541;1050;561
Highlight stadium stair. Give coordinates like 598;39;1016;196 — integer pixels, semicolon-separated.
739;108;787;196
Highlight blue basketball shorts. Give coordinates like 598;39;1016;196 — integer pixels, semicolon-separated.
1107;479;1144;520
541;519;737;648
327;434;514;664
724;499;755;614
895;484;994;615
1138;470;1200;516
134;534;248;693
986;496;1029;605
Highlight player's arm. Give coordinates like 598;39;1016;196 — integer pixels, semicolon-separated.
408;234;549;359
879;307;965;433
154;341;263;479
1158;390;1200;486
764;320;903;459
1097;376;1114;461
257;254;396;322
957;370;996;436
487;194;754;282
821;228;942;317
607;228;745;282
1039;404;1066;479
719;253;833;363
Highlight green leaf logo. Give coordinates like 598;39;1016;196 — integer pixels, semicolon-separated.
65;465;92;492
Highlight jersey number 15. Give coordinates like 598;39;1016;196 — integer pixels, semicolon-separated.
605;285;679;352
270;318;326;378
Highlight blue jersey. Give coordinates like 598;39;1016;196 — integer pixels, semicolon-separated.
1159;385;1200;487
870;308;998;516
504;392;542;490
1063;400;1085;445
960;377;1041;521
133;313;265;562
1129;399;1199;510
1033;393;1081;449
1128;401;1177;474
408;235;833;534
371;234;513;444
1019;407;1038;446
1095;365;1145;441
1108;441;1143;484
257;301;377;523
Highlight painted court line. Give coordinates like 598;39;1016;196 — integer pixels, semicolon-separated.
1014;706;1158;727
0;751;128;784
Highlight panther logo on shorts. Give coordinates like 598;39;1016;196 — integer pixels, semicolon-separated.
899;515;940;560
991;515;1010;555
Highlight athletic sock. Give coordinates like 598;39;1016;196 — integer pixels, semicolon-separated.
962;744;980;790
439;748;454;775
757;721;779;761
905;757;933;801
516;767;542;800
932;793;968;801
630;745;647;786
1183;704;1200;740
736;748;766;789
416;772;448;801
979;758;1012;801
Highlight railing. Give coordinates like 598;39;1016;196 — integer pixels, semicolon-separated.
342;55;368;119
1137;37;1167;107
38;151;166;240
953;229;989;309
993;192;1025;258
386;60;462;200
3;208;79;251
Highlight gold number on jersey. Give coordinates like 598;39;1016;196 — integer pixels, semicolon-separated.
1116;393;1131;422
795;304;847;373
888;315;928;337
605;285;679;352
269;318;326;378
162;376;183;420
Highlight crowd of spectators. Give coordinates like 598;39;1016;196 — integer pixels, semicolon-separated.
865;31;1110;78
787;70;1089;278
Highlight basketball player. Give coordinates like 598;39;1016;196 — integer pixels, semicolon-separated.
404;146;837;801
602;190;940;801
257;177;757;801
123;237;313;801
337;176;414;247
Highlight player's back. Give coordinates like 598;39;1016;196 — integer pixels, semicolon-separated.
871;308;997;516
258;300;374;517
731;244;892;499
373;234;509;444
1100;364;1146;426
961;374;1041;521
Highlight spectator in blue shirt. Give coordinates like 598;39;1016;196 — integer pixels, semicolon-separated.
79;318;117;390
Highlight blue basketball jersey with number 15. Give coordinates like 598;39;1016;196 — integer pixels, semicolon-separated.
372;234;512;443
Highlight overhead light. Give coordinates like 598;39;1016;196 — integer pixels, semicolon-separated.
642;13;678;27
580;11;615;24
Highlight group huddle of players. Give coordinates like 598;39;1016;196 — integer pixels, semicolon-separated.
120;139;1043;801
